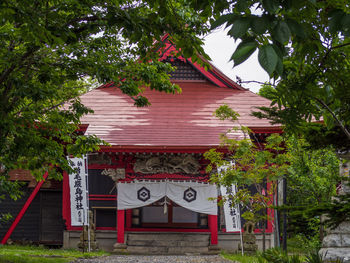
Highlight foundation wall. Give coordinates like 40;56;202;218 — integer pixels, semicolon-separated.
218;232;274;252
63;230;117;251
64;230;275;252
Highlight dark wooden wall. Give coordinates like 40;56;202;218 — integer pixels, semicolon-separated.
0;186;63;244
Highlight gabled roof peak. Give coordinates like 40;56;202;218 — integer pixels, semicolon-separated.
158;34;246;90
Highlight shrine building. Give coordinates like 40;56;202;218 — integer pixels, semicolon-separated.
1;35;279;253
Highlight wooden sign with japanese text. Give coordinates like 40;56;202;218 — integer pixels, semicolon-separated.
68;156;88;226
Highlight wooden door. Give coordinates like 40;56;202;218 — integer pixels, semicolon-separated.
40;191;63;244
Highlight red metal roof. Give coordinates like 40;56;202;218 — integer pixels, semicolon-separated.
80;81;275;147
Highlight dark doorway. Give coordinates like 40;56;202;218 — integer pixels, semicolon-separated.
40;191;63;244
133;198;208;229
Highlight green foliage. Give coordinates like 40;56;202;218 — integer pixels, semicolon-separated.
288;235;321;255
221;251;259;263
0;0;209;199
205;105;289;225
192;0;350;148
287;137;339;206
257;248;302;263
305;250;343;263
215;104;240;122
280;136;343;236
258;45;279;76
0;245;109;263
0;175;23;224
258;85;278;101
256;247;344;263
202;0;349;77
231;40;258;67
303;189;350;230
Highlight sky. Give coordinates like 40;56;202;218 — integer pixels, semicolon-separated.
203;28;270;94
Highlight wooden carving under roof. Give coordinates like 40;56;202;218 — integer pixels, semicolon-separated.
133;153;201;175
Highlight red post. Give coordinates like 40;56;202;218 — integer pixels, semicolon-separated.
125;209;132;229
1;171;49;245
208;214;218;245
117;209;125;243
62;171;71;229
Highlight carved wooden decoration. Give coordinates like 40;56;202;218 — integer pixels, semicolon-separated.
101;168;125;182
133;154;201;174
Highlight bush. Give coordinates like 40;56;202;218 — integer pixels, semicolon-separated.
288;234;321;254
257;248;302;263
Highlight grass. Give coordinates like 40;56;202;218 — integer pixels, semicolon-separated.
0;245;109;263
221;251;259;263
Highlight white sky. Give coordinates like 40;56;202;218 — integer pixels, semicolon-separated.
203;28;270;93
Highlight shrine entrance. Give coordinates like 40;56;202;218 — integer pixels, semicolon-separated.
116;180;218;246
131;197;208;229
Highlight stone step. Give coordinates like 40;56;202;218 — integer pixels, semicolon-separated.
168;246;209;254
127;239;209;247
127;233;210;242
126;245;209;255
124;232;211;255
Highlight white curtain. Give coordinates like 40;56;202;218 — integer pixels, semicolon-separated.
117;180;217;215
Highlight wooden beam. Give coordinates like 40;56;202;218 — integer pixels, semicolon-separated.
1;172;49;245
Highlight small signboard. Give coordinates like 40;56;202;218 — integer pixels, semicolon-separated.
218;163;241;232
220;184;241;232
68;156;89;226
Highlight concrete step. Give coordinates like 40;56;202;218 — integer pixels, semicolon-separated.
127;232;210;242
127;239;209;247
127;245;169;254
126;245;209;255
125;232;211;255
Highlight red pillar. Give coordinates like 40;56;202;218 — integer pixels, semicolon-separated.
1;172;49;245
125;209;132;229
62;171;71;229
117;209;125;243
208;214;218;245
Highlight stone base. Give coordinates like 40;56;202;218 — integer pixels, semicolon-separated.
207;244;220;255
321;221;350;263
319;248;350;263
113;242;128;254
63;230;275;253
78;241;99;251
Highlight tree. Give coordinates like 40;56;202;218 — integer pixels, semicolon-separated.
286;137;339;243
205;104;341;252
186;1;350;236
0;1;209;200
204;105;289;251
189;0;350;147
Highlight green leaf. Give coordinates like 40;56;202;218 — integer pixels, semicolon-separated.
231;40;258;66
341;14;350;36
285;18;306;39
236;0;251;12
211;14;237;30
262;0;280;13
328;9;346;34
258;44;278;75
228;17;251;40
275;57;283;76
271;44;284;76
273;21;291;44
251;15;269;35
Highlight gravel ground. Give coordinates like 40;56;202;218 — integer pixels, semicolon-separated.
73;255;233;263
